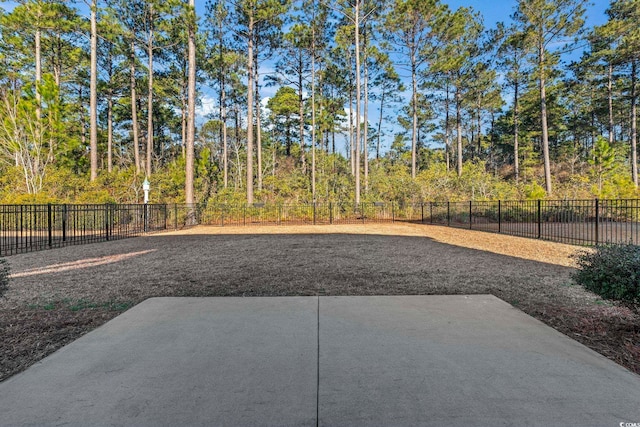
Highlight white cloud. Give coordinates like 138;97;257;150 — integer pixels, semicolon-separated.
343;107;366;125
196;94;218;119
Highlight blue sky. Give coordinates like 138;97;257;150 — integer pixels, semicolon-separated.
1;0;613;154
446;0;609;27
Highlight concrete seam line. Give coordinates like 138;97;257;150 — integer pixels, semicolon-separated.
316;295;320;427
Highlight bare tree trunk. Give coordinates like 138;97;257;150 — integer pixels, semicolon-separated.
107;45;114;173
311;22;317;201
349;74;354;175
130;41;141;175
456;87;462;177
591;87;597;149
444;80;450;172
79;87;87;168
246;14;254;204
146;6;154;177
490;111;496;173
217;17;228;189
332;129;335;155
514;78;520;182
632;60;638;187
411;54;417;179
181;88;187;158
298;53;306;174
354;0;361;204
107;95;113;173
255;53;263;192
52;36;62;87
469;113;475;159
90;0;98;181
376;90;384;161
363;26;369;193
221;78;228;189
235;105;241;190
571;131;579;175
539;42;552;195
476;99;481;157
272;142;276;179
608;62;614;145
185;0;196;205
35;28;41;121
34;23;42;163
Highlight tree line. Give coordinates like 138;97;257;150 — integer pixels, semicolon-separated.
0;0;639;205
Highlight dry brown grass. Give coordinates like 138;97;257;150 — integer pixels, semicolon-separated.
1;223;637;382
163;223;580;267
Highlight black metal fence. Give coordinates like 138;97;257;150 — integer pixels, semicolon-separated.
180;202;396;227
175;199;640;246
407;199;640;246
2;199;639;256
0;204;169;256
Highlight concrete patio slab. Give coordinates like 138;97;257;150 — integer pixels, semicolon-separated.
0;295;639;427
319;295;640;426
0;297;318;427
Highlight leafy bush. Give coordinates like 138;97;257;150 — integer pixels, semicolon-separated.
572;244;640;304
0;258;9;298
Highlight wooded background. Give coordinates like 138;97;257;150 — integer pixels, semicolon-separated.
1;0;639;205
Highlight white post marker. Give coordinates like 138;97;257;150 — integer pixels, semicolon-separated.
143;178;150;204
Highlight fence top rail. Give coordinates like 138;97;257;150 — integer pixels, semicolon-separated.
173;202;395;208
0;203;170;208
2;199;640;210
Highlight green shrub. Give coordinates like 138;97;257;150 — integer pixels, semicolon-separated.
572;244;640;304
0;258;9;298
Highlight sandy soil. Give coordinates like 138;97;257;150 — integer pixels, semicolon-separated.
1;223;638;381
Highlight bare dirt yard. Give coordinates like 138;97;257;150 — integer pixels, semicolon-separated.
1;222;638;382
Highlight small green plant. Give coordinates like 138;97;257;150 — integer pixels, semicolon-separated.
572;244;640;304
0;258;9;298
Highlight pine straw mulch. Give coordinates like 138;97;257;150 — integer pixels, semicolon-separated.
1;222;638;382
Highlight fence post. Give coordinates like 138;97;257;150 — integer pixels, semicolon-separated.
537;199;542;239
174;204;178;230
498;200;501;234
329;202;333;224
163;204;168;230
313;202;317;225
421;203;424;224
47;203;52;248
430;202;433;224
62;204;67;242
105;204;109;241
447;201;450;227
143;204;148;233
469;201;473;229
362;203;365;224
111;204;116;238
243;205;247;226
392;202;395;223
595;198;599;245
19;205;23;252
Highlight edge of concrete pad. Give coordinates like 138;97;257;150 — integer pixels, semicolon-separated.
323;294;640;379
318;295;640;426
0;296;319;427
470;294;634;379
474;294;640;380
